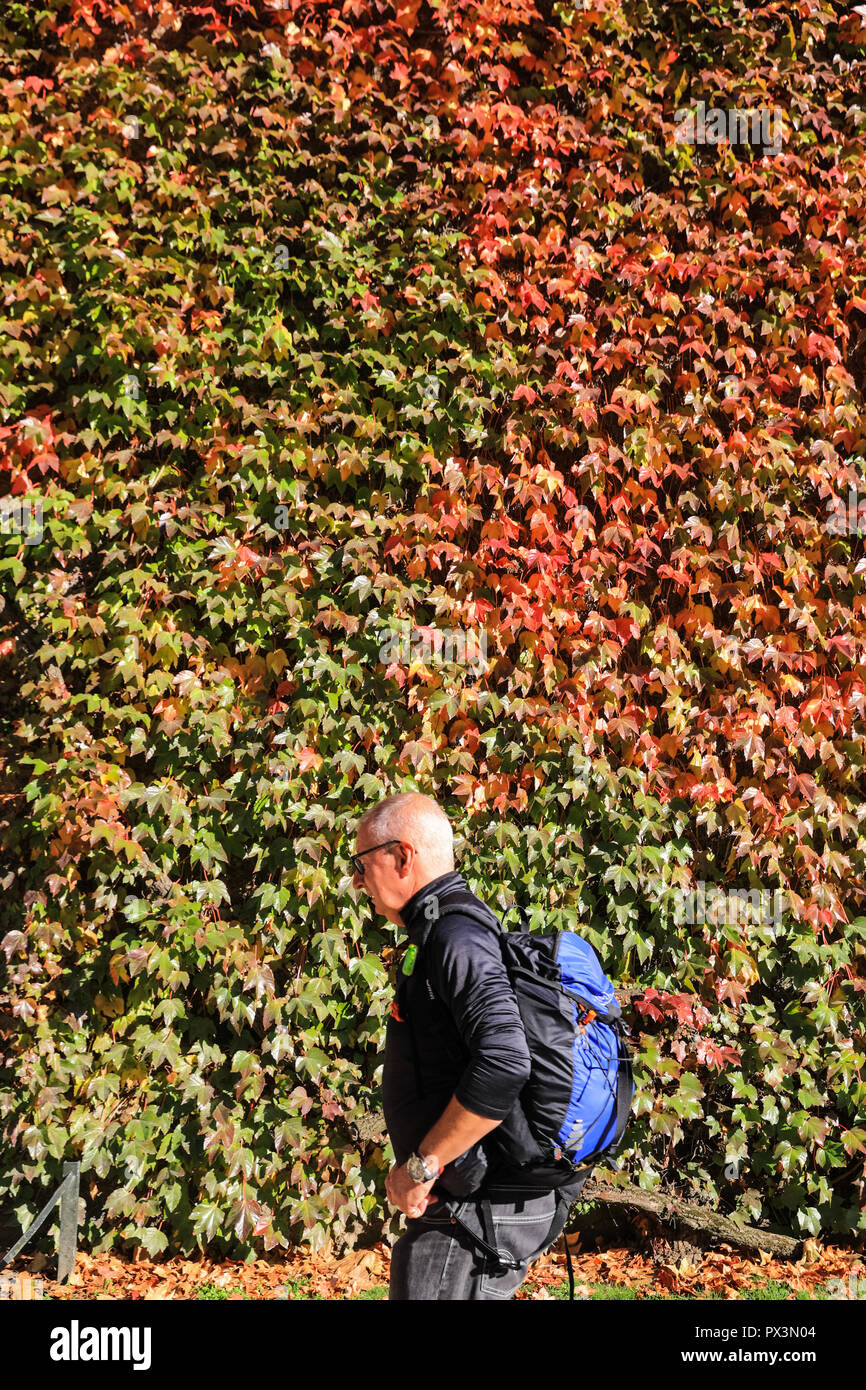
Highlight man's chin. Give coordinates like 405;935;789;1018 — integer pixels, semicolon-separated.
364;894;401;925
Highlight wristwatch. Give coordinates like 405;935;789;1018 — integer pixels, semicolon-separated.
407;1150;442;1184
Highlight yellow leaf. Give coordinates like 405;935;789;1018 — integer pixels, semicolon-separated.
94;993;124;1018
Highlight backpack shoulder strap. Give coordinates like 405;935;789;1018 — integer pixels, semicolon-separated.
415;889;503;953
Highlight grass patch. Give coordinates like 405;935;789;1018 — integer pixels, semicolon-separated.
33;1278;842;1302
525;1277;837;1301
273;1275;326;1300
743;1277;832;1301
195;1283;251;1300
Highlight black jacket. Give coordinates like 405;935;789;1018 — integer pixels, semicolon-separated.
381;871;535;1197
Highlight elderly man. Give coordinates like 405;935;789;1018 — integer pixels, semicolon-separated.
351;791;585;1300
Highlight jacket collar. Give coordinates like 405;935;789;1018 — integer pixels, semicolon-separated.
400;870;468;943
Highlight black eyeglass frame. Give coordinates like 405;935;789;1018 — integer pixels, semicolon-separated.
351;840;401;877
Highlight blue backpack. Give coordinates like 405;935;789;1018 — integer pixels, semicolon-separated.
419;889;635;1182
415;888;635;1297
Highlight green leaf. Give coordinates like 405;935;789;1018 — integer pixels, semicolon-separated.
192;1203;225;1244
122;899;150;923
136;1227;169;1257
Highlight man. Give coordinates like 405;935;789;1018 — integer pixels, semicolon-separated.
351;791;586;1300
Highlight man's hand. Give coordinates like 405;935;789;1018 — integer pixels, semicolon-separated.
385;1162;437;1219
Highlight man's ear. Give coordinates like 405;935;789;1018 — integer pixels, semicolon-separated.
397;841;414;876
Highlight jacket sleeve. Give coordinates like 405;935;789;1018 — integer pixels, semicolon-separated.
426;917;531;1120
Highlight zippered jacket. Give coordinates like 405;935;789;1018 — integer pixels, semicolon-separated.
381;871;533;1195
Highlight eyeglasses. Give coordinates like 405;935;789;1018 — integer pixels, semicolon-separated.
351;840;400;877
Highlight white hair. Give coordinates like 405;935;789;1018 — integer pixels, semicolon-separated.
357;792;454;873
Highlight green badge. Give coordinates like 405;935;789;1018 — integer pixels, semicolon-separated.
401;944;417;977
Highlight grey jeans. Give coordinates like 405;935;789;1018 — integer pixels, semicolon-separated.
388;1181;583;1301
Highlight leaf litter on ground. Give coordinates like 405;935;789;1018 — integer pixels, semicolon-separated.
9;1235;863;1301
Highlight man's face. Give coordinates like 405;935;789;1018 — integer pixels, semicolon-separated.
353;826;414;924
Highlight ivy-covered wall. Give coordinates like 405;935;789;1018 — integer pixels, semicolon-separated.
1;0;865;1258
